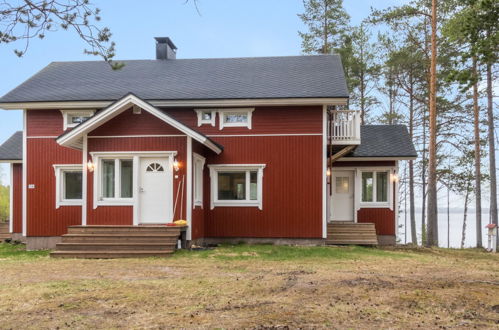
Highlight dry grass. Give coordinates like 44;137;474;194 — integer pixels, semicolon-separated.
0;244;498;329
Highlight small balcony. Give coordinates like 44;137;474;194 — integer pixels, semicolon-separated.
329;110;361;145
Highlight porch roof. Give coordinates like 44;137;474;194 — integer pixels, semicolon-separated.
0;131;22;162
56;93;223;154
333;125;417;160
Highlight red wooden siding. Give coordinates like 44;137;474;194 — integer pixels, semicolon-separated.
165;106;323;135
357;208;395;235
87;136;187;225
26;138;82;236
191;140;208;240
89;108;184;136
12;163;23;233
203;135;322;238
27;110;65;136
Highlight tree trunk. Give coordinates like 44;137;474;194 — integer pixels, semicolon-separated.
447;173;450;248
409;70;417;245
486;62;498;249
422;117;427;243
472;57;482;248
461;186;470;249
426;0;439;247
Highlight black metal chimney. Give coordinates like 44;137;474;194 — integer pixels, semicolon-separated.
155;37;177;60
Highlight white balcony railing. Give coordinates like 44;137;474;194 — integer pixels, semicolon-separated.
329;110;361;145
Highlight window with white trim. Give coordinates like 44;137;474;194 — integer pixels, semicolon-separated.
209;164;265;209
194;109;216;127
60;110;96;130
193;153;206;208
361;171;389;203
99;158;133;202
219;108;254;129
54;164;83;208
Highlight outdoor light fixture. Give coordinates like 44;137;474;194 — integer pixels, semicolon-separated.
391;173;399;183
87;160;95;173
173;159;180;172
326;168;331;176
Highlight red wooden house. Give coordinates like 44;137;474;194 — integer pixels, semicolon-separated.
0;38;416;254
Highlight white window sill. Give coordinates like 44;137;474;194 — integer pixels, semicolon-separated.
96;199;134;206
359;202;390;208
212;201;261;209
57;200;82;208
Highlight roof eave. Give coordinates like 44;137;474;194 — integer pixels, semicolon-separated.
0;97;349;110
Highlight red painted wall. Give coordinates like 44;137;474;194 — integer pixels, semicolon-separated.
12;164;23;233
89;108;183;136
87;136;187;225
165;106;323;135
26;137;82;236
191;140;207;240
27;110;65;136
357;208;395;235
23;106;332;240
203;135;323;238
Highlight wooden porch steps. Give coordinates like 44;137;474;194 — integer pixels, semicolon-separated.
0;222;10;242
326;222;378;246
50;225;183;258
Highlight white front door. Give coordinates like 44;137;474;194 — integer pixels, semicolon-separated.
331;170;354;221
139;157;172;224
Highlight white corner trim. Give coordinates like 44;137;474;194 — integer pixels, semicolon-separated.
53;164;83;209
192;152;206;209
82;135;88;225
219;108;255;130
22;110;27;236
194;109;217;127
56;94;222;154
0;98;349;110
9;163;13;233
208;164;266;210
132;156;140;226
322;105;327;238
60;109;96;131
186;137;193;240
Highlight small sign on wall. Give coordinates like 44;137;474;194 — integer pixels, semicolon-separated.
28;184;35;189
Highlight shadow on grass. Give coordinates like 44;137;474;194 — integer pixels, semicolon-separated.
0;243;49;260
173;243;410;261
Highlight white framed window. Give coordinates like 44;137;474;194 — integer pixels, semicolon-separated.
219;108;254;129
193;153;206;208
208;164;265;209
60;110;96;130
53;164;83;208
97;158;134;205
194;109;216;127
361;170;389;206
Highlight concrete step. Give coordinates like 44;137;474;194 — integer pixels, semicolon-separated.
55;242;176;251
50;250;174;259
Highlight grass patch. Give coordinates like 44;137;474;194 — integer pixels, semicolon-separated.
174;243;410;261
0;242;49;259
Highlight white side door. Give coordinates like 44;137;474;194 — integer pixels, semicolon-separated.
139;157;172;224
331;170;354;221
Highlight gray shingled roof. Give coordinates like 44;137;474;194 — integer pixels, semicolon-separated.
0;55;349;103
346;125;417;158
0;131;22;161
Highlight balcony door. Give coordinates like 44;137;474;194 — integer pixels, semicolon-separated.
330;170;354;221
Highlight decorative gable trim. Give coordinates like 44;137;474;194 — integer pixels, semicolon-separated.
56;93;223;154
